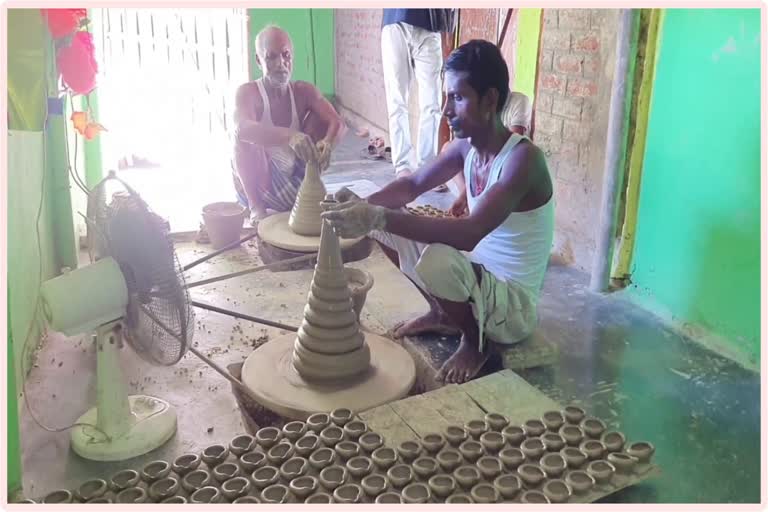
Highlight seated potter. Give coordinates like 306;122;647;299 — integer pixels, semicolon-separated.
233;25;346;225
322;40;554;384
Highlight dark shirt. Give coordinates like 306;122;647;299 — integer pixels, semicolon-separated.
382;9;454;33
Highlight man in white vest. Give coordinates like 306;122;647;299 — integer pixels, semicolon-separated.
323;40;554;384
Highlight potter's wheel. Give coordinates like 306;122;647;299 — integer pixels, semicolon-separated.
258;212;363;252
241;331;416;420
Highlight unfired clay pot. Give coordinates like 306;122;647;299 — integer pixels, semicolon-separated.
289;475;318;500
458;440;483;462
520;437;546;460
42;490;73;504
428;474;457;499
239;450;267;473
213;462;241;483
295;433;321;457
408;457;436;481
148;477;179;502
579;439;606;460
493;473;522;500
306;412;331;433
306;492;333;503
345;456;373;479
115;487;148;504
444;425;469;446
375;492;403;504
250;466;280;491
560;446;588;468
319;425;344;447
309;447;337;471
470;482;499;504
335;440;361;461
453;465;481;490
282;421;308;442
542;410;566;431
255;426;283;449
436;448;463;472
559;424;585;446
319;465;348;491
181;469;212;494
361;474;388;497
371;446;397;471
420;432;446;454
161;496;187;504
542;432;566;452
517;463;546;486
402;482;432;504
173;453;202;476
87;498;112;504
387;464;414;489
229;434;257;456
607;452;638;474
625;441;655;463
141;460;172;483
465;419;489;439
563;405;586;424
586;459;616;484
221;476;251;501
266;442;295;466
484;412;510;432
110;469;140;492
76;478;107;502
601;430;626;452
333;483;363;504
359;432;384;453
330;408;354;427
233;495;261;504
480;431;505;453
260;483;291;504
540;452;567;478
343;420;368;441
499;447;526;470
501;425;526;446
476;456;503;480
521;490;550;504
543;479;572;503
201;444;230;468
580;417;607;439
280;457;309;481
445;493;473;503
523;419;547;437
565;469;596;494
396;440;422;463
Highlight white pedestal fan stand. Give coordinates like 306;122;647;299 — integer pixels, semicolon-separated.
70;321;177;461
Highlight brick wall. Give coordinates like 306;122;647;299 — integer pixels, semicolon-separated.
534;8;619;271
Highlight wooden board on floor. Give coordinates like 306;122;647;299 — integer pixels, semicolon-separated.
493;329;560;371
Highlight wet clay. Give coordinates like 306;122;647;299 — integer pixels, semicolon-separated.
289;161;327;236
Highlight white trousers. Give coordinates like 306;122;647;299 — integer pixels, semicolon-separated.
370;230;538;352
381;23;443;175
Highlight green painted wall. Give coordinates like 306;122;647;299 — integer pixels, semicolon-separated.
513;8;542;99
7;304;22;495
629;9;761;367
248;9;335;98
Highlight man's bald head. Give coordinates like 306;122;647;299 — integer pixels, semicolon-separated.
254;25;293;87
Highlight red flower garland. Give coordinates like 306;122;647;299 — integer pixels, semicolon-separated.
56;31;98;95
41;8;87;39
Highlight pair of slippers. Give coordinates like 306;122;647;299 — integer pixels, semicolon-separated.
361;136;392;162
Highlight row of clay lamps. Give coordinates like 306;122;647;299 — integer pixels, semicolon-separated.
28;406;655;504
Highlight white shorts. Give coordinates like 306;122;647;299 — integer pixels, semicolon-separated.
369;230;538;352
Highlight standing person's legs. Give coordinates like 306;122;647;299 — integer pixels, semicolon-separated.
411;28;443;169
381;23;415;178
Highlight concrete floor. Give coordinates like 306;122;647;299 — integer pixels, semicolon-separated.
17;133;761;503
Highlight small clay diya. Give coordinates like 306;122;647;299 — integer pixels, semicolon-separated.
375;492;403;504
333;483;363;504
586;459;616;484
402;482;431;504
172;453;202;476
485;412;510;431
465;419;489;439
255;426;283;449
420;432;446;454
110;469;140;492
436;448;463;472
221;476;251;501
345;455;374;478
233;495;261;504
445;493;473;503
565;469;596;494
87;498;112;504
542;410;566;431
493;473;522;500
250;466;280;490
190;486;222;504
580;417;607;439
543;479;572;503
229;433;256;456
115;487;147;504
201;444;229;468
282;420;308;442
386;464;414;489
580;439;607;460
309;447;337;471
319;465;348;491
601;430;626;452
563;405;586;424
280;457;309;481
428;474;457;499
76;478;107;502
625;441;655;463
559;424;585;446
181;469;212;494
517;463;546;486
371;446;397;470
542;432;566;452
520;437;546;460
480;431;505;453
141;460;172;483
359;431;384;453
148;477;179;502
42;490;73;504
343;419;368;440
501;425;526;446
306;412;331;433
396;440;422;462
412;456;439;479
498;447;526;469
475;455;503;480
521;489;550;504
330;407;354;426
560;446;588;468
295;433;321;457
361;474;388;497
607;452;638;474
162;496;188;504
212;462;240;483
445;424;469;446
266;442;295;466
335;440;361;461
306;492;333;503
540;452;567;478
470;482;499;504
522;418;547;437
289;475;318;500
458;439;484;462
453;464;481;490
260;483;291;504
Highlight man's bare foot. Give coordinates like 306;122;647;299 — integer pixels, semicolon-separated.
436;336;489;384
391;309;460;338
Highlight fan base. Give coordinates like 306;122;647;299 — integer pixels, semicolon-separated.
71;395;177;462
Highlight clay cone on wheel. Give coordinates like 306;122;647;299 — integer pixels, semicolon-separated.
288;161;326;236
291;201;370;380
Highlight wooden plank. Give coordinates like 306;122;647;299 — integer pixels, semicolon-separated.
388;394;453;437
359;404;416;448
461;369;560;425
417;384;486;426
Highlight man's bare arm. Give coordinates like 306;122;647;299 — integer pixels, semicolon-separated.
366;139;467;209
301;82;347;148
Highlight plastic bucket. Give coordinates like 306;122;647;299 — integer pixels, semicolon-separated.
202;202;246;249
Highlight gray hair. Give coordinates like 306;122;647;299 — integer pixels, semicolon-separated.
254;24;290;58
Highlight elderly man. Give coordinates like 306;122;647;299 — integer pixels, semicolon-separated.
323;40;554;383
233;25;346;225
